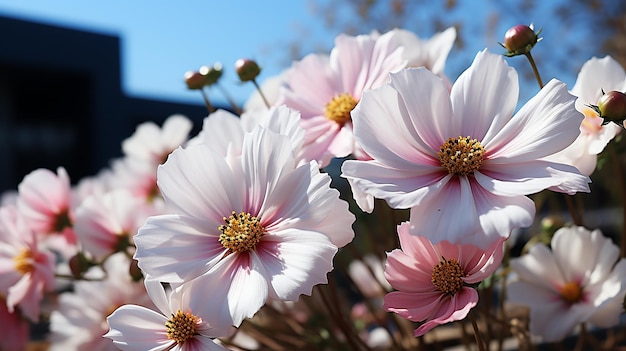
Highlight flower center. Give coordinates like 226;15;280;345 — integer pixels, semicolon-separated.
438;136;485;175
431;257;465;295
560;281;583;304
325;93;358;126
53;209;73;233
218;211;265;253
14;248;35;275
166;310;200;344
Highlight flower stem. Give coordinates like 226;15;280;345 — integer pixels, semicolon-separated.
469;314;486;351
524;52;543;89
252;78;271;109
608;142;626;257
200;88;216;113
216;83;243;115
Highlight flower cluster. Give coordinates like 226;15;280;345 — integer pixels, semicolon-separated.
2;23;626;351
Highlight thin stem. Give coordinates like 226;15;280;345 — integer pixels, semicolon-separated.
216;83;243;115
252;78;271;109
608;142;626;257
469;314;486;351
200;88;215;113
524;52;544;89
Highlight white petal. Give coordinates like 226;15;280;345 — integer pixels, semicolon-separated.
571;56;626;103
105;305;172;351
510;244;564;291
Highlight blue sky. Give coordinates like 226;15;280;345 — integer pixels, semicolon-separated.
0;1;597;109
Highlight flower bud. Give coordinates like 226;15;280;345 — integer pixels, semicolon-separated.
501;24;541;57
596;90;626;123
68;252;92;279
184;70;205;90
235;58;261;82
199;62;223;87
129;258;143;282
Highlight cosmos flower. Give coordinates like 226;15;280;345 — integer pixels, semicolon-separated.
0;205;55;322
507;226;626;342
133;126;355;326
387;26;456;75
48;253;153;351
383;222;505;336
105;278;231;351
0;295;29;351
548;56;623;175
276;30;407;166
341;50;590;248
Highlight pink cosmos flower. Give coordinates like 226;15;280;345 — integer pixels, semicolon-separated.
276;30;407;166
133;126;355;326
548;56;623;175
17;167;77;250
0;205;55;322
341;50;590;248
49;253;153;351
73;189;156;261
383;222;505;337
105;278;231;351
122;114;193;166
507;226;626;342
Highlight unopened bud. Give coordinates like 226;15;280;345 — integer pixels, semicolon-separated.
501;24;541;57
596;90;626;123
235;59;261;82
184;71;205;90
69;252;91;279
129;258;143;282
199;62;223;86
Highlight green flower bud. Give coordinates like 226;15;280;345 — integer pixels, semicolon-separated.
501;24;541;57
235;58;261;82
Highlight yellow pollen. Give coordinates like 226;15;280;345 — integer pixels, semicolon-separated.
14;248;35;275
166;310;200;344
431;257;465;295
438;136;485;175
218;211;265;253
560;281;583;304
324;93;358;126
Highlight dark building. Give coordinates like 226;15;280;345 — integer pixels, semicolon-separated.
0;14;210;193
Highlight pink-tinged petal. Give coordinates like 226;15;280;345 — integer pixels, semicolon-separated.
463;239;505;283
587;122;621;154
241;127;296;213
384;250;436;293
476;160;590;196
571;56;626;102
143;278;171;317
342;160;448;209
7;274;42;321
134;214;225;283
450;50;518;143
414;287;478;337
509;245;565;292
157;144;243;222
351;81;441;167
396;222;440;267
551;227;619;286
383;290;444;321
105;305;173;351
390;68;457;149
186;337;229;351
256;230;337;301
485;79;582;162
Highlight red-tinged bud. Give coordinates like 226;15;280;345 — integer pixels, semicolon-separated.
501;24;541;57
597;90;626;123
199;62;223;86
184;71;205;90
235;59;261;82
68;252;91;279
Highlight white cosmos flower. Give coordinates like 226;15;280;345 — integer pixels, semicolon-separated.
341;49;590;248
133;126;355;326
508;226;626;342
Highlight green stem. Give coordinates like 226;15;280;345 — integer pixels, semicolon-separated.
608;142;626;257
524;52;543;89
469;314;486;351
252;78;271;109
216;83;243;115
200;88;215;113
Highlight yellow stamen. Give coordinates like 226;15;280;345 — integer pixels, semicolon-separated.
218;211;265;253
560;281;583;304
438;136;485;175
165;310;200;344
14;248;35;275
324;93;358;126
431;257;465;295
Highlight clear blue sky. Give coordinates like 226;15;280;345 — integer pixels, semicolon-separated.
0;1;592;109
0;1;343;107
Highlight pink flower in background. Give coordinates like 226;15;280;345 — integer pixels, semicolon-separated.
0;205;55;322
548;56;623;175
341;50;590;248
507;226;626;342
383;222;505;337
122;114;193;166
133;126;354;326
73;189;155;261
277;30;407;166
105;278;231;351
17;167;77;251
49;253;153;351
0;296;29;351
